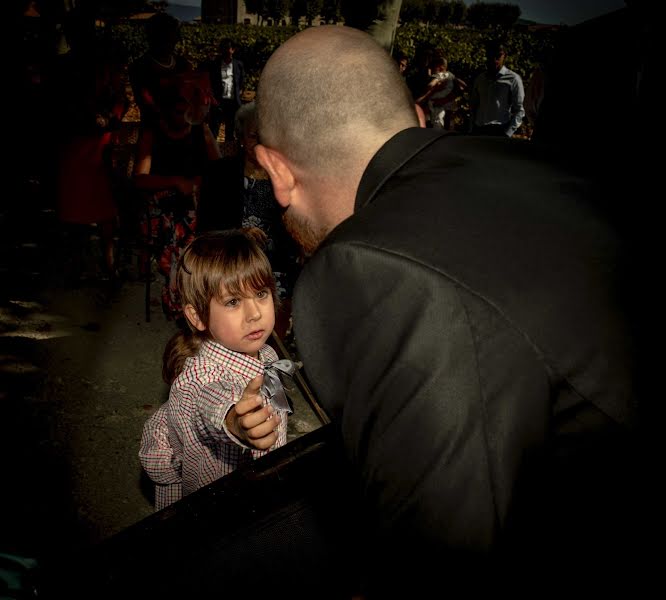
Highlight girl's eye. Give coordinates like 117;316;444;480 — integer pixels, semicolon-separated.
257;289;268;299
225;298;239;307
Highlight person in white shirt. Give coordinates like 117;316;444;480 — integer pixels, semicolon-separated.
470;41;525;137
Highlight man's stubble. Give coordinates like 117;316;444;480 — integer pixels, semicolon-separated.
282;208;330;257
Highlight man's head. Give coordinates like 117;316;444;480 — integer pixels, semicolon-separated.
485;41;507;76
395;52;409;75
431;56;448;74
255;26;418;254
235;102;260;164
218;38;235;63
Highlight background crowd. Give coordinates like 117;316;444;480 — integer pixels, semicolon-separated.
18;5;564;337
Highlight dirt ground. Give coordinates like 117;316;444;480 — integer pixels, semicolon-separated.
0;210;322;564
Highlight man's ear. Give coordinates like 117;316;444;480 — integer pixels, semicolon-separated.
415;103;427;128
255;144;296;208
183;304;206;332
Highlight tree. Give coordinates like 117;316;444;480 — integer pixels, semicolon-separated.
148;1;169;12
401;0;426;23
436;1;467;25
422;0;439;23
321;0;342;23
448;0;466;24
72;0;155;18
292;0;324;25
466;2;521;30
265;0;292;23
243;0;266;20
341;0;403;52
401;1;467;26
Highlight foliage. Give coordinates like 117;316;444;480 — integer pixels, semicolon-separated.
339;0;378;30
109;19;556;92
321;0;342;23
243;0;293;23
110;22;299;90
147;1;169;12
292;0;324;25
466;2;521;30
442;1;466;25
393;21;555;83
402;1;521;28
266;0;293;22
401;0;438;24
242;0;265;19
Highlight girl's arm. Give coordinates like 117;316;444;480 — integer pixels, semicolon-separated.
139;404;181;485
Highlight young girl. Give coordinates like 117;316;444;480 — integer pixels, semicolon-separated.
418;56;467;130
139;228;293;510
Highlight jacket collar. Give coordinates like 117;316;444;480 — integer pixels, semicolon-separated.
355;127;447;212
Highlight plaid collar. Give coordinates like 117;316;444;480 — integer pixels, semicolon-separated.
199;339;270;380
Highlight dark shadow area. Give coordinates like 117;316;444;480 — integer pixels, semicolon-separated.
38;425;364;600
531;2;657;432
138;470;155;506
0;315;91;560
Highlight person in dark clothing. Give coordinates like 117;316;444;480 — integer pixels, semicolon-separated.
53;10;129;284
404;42;434;104
253;25;646;596
128;12;191;131
206;38;245;141
133;78;221;320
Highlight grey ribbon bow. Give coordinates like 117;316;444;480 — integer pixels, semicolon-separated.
262;359;296;414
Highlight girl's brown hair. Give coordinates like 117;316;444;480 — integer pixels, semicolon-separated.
162;329;202;384
162;228;277;383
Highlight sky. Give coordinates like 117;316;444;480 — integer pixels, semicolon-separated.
170;1;628;26
500;0;626;25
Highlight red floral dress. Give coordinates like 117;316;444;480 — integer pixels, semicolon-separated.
141;125;208;319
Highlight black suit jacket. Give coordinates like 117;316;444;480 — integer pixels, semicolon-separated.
292;128;643;590
207;56;244;107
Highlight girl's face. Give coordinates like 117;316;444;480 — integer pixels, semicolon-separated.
189;284;275;357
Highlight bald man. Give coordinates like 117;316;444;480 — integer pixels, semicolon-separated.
255;26;642;594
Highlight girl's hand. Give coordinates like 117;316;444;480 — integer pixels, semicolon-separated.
226;375;281;450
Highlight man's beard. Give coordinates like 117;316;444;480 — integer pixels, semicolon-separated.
282;208;329;256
